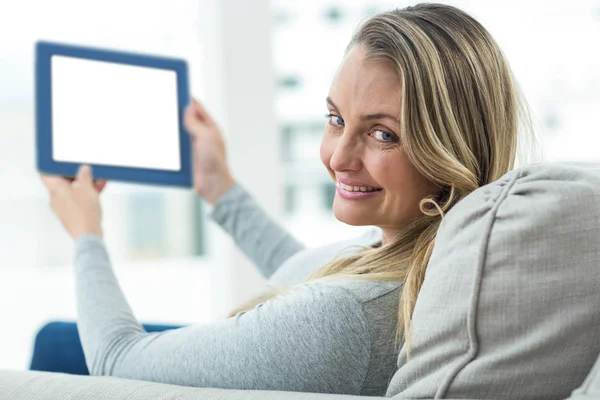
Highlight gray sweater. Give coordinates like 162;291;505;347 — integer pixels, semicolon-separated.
74;183;401;396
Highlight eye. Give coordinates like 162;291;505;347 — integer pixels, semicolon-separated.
325;113;345;127
372;129;398;142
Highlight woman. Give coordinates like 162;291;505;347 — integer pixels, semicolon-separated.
40;3;534;396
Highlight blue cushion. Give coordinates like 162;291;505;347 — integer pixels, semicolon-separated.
30;321;182;375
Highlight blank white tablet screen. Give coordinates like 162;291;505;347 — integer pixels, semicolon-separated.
51;55;181;171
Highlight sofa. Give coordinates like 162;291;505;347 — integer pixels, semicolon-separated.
1;161;599;399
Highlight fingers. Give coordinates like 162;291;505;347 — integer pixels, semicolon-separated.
42;168;103;194
184;105;202;139
40;174;70;195
94;180;108;193
192;98;216;127
184;98;217;138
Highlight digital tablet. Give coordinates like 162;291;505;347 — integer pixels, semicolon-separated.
35;41;193;188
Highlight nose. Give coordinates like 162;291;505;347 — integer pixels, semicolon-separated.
329;130;363;173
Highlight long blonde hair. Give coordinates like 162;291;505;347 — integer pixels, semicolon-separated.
230;3;536;354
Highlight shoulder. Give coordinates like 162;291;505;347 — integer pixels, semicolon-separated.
289;228;382;264
254;279;400;332
269;228;383;286
243;279;398;331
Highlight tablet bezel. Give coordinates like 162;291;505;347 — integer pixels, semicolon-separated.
35;41;193;188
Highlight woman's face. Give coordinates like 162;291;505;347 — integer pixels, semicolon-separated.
320;45;438;240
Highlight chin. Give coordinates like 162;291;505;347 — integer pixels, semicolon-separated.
332;199;374;226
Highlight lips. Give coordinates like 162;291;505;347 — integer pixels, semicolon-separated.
336;177;383;192
336;182;383;200
337;181;381;192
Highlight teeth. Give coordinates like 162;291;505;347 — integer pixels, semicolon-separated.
337;182;379;192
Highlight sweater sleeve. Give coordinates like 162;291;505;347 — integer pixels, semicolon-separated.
74;234;371;395
208;183;305;279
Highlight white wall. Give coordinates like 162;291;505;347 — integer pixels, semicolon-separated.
197;0;283;315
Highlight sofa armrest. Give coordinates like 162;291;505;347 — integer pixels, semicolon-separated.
0;369;373;400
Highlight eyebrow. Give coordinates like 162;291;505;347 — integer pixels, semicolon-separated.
326;96;400;123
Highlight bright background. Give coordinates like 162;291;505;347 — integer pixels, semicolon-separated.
0;0;598;370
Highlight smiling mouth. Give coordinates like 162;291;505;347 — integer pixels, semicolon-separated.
336;181;383;192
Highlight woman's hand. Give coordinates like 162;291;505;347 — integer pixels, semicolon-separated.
184;98;235;205
40;165;107;241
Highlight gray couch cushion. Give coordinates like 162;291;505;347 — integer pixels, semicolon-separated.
0;369;483;400
386;162;600;399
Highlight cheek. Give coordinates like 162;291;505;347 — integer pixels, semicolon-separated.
366;154;399;188
368;152;412;196
382;156;434;208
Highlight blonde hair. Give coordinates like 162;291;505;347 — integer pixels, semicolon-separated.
229;3;538;355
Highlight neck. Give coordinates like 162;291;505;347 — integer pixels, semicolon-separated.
379;228;396;247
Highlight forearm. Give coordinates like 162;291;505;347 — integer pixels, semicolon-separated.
209;183;305;278
74;234;145;376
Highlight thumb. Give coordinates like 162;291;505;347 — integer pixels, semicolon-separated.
184;105;206;139
76;164;94;186
192;98;216;127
